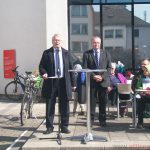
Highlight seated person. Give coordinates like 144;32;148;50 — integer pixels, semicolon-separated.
132;63;150;129
108;62;130;117
125;70;134;80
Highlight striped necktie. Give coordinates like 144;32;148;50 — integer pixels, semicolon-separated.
95;50;99;66
56;49;61;77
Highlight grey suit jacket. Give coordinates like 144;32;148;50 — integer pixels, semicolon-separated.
39;47;76;99
83;49;111;87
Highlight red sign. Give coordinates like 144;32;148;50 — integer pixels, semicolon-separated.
3;49;16;78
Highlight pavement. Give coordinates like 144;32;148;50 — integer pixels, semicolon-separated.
22;102;150;150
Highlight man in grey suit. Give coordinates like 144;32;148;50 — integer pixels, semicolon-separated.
39;34;76;134
83;36;111;127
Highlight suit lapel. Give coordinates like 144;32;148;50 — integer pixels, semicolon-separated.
47;48;55;75
48;48;54;64
99;50;104;68
62;48;66;66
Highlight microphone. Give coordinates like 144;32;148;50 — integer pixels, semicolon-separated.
73;64;82;77
73;64;82;70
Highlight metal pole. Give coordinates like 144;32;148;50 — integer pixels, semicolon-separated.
86;72;92;134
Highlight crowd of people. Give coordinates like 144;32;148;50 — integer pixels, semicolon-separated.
39;33;150;135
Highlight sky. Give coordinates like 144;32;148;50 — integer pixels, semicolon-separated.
127;4;150;23
93;4;150;23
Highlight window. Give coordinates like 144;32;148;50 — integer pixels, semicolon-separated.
134;29;139;37
72;41;89;52
81;24;88;34
72;23;88;35
101;0;131;3
115;46;123;50
104;46;113;51
71;5;80;16
115;29;123;38
71;5;87;17
82;5;88;16
104;29;114;38
82;42;89;51
72;42;81;52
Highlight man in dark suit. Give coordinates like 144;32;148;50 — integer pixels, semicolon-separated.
83;36;111;127
39;34;76;134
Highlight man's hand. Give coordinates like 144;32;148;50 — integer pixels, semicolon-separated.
107;86;112;92
43;73;48;80
93;75;103;82
141;91;150;96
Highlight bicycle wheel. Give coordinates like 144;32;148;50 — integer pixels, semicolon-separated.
20;94;30;126
5;81;24;101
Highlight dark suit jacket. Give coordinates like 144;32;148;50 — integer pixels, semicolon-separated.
39;47;76;99
83;49;111;87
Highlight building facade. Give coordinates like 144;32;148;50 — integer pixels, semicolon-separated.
0;0;150;94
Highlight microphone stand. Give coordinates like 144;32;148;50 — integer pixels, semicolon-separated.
56;74;62;145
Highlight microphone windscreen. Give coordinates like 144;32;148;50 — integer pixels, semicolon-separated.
73;64;82;70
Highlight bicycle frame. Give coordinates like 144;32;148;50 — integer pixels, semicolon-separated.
13;67;25;91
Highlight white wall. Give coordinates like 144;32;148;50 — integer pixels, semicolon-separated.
0;0;68;94
46;0;68;48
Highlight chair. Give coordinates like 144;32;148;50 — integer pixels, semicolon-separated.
117;83;134;119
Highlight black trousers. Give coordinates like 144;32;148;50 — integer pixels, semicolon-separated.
45;78;69;129
90;85;107;122
137;95;150;124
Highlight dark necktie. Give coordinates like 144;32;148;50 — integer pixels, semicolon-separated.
56;49;61;77
95;50;99;66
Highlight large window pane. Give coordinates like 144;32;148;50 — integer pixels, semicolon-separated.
103;5;132;69
101;0;131;3
134;0;150;2
134;4;150;66
69;5;96;62
69;1;150;69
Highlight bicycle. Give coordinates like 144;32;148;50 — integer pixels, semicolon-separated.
20;72;43;126
5;66;25;101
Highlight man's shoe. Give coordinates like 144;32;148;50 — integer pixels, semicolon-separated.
90;120;94;127
61;127;71;134
137;123;144;129
100;122;107;127
43;127;54;134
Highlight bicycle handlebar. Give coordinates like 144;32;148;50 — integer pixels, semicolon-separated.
12;66;19;72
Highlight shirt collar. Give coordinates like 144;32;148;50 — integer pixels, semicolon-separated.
93;49;100;53
54;47;61;52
